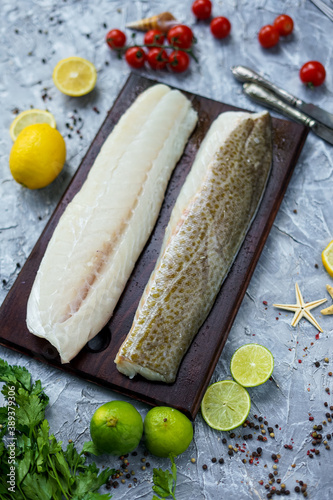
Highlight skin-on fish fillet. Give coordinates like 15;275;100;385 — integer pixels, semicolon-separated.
115;110;272;383
26;84;198;363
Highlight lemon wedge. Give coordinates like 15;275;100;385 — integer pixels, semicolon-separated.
52;56;97;97
322;240;333;278
9;109;56;142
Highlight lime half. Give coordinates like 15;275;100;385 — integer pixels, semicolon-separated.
230;344;274;387
201;380;251;431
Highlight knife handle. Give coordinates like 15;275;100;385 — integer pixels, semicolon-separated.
232;66;301;107
243;83;314;128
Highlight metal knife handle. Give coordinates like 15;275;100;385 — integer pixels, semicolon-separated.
232;66;301;107
243;83;315;128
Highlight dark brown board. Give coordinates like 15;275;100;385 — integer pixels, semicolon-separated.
0;74;308;419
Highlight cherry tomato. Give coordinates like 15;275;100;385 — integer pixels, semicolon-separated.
167;25;194;50
106;29;126;50
147;48;168;70
258;25;280;48
144;29;165;46
125;47;146;69
300;61;326;87
168;50;190;73
273;14;294;36
210;16;231;39
192;0;212;20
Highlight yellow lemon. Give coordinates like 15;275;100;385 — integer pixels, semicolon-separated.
322;240;333;278
9;123;66;189
53;56;97;96
9;109;56;142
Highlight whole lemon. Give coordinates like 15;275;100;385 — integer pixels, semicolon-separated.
9;123;66;189
90;401;143;455
144;406;193;458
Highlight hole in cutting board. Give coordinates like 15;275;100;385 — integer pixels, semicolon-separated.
85;326;111;353
42;344;59;361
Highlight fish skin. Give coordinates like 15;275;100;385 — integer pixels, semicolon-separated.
26;84;198;363
115;110;272;383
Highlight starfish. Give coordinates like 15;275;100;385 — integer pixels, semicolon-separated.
273;283;327;332
321;284;333;315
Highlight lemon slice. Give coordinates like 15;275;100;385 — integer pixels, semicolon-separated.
230;344;274;387
322;240;333;278
9;109;56;142
201;380;251;431
52;56;97;96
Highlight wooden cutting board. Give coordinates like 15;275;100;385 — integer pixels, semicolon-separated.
0;74;308;419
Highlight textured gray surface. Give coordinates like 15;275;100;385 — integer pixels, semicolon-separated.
1;0;333;498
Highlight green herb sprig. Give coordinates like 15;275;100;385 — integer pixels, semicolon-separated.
152;454;177;500
0;358;114;499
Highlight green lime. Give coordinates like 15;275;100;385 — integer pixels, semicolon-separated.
230;344;274;387
144;406;193;458
90;401;143;455
201;380;251;431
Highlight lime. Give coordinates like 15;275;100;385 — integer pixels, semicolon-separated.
322;240;333;278
9;123;66;189
53;56;97;96
201;380;251;431
144;406;193;458
90;401;143;455
230;344;274;387
9;109;56;142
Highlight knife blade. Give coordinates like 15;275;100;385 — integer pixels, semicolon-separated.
243;83;333;146
231;65;333;130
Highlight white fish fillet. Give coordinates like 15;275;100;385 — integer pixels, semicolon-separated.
26;84;198;363
115;110;272;383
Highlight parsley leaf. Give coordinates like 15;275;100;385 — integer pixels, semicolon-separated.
152;455;177;499
0;358;32;391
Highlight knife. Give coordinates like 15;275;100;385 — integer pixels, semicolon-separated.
231;65;333;130
243;83;333;146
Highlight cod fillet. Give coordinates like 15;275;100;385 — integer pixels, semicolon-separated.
115;110;272;383
26;84;198;363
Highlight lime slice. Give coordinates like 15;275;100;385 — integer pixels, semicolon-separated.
230;344;274;387
201;380;251;431
9;109;56;142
